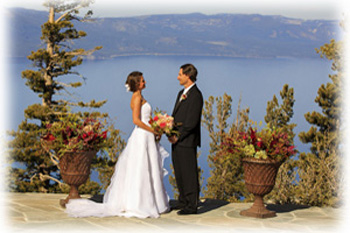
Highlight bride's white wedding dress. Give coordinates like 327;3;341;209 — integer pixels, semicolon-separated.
65;102;170;218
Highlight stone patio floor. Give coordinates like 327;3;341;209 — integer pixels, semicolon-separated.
2;192;348;233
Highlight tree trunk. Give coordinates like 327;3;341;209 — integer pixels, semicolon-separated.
43;7;55;107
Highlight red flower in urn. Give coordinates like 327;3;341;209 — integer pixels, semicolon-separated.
220;123;296;162
41;114;108;158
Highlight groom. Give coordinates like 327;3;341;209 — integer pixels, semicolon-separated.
168;64;203;215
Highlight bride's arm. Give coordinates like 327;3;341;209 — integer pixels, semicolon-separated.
131;93;156;134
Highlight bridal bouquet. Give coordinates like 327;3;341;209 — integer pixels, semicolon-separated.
149;109;178;137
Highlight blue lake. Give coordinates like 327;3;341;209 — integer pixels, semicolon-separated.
7;55;331;198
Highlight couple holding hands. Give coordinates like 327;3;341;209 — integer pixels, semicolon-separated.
66;63;204;218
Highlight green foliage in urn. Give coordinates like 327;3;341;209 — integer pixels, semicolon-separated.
42;114;108;157
220;123;297;163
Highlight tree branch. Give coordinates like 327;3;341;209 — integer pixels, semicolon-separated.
39;173;65;188
55;81;77;88
30;174;37;183
55;6;83;23
57;100;84;107
49;151;60;167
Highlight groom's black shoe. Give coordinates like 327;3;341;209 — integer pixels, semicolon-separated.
177;209;197;215
170;201;185;211
170;205;185;211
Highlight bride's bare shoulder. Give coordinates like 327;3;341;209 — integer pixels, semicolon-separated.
130;92;142;108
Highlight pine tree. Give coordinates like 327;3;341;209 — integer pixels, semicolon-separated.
299;39;342;154
7;0;124;193
296;37;343;206
264;84;296;137
203;94;251;202
264;84;298;204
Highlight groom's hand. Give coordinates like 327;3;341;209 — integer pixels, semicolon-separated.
168;135;178;144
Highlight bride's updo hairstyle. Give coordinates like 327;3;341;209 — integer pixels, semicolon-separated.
126;71;143;92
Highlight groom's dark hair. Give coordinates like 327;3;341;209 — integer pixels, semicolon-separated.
181;64;197;82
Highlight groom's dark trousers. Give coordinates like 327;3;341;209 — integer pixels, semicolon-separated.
171;84;203;212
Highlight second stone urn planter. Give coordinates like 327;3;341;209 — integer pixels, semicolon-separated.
240;157;281;218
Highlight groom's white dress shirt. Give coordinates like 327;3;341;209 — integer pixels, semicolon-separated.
181;83;195;101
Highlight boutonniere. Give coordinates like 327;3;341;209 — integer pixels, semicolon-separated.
180;93;188;101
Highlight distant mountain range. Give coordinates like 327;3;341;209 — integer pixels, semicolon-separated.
6;7;341;59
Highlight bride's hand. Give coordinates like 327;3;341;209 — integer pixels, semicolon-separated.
154;132;162;141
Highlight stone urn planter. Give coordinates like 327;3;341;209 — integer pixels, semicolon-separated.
240;157;281;218
59;150;96;208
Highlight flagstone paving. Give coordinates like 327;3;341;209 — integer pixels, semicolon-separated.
2;192;347;233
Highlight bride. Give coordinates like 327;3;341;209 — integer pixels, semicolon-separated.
65;71;170;218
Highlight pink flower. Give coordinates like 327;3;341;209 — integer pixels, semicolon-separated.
149;109;178;137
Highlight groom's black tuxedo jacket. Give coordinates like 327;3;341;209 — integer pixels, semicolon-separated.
172;84;203;148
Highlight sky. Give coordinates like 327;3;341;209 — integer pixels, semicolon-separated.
1;0;349;20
